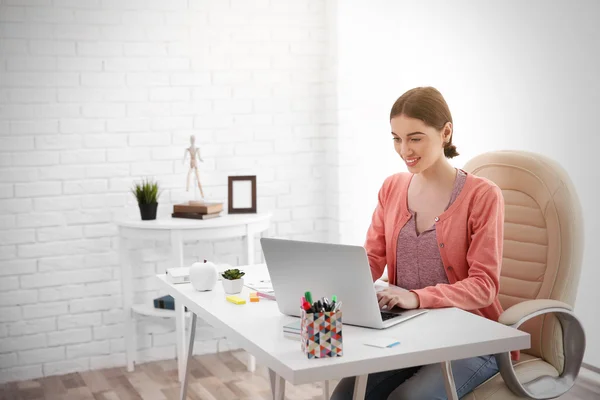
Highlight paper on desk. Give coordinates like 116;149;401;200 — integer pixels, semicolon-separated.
244;279;274;293
363;337;401;349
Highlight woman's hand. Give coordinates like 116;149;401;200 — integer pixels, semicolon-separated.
376;287;420;310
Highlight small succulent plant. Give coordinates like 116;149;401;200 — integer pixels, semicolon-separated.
221;268;245;280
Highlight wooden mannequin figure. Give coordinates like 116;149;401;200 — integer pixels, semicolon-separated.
182;135;205;198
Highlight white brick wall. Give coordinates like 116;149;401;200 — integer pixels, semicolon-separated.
0;0;333;383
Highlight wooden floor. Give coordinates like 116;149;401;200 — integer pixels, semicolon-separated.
1;350;598;400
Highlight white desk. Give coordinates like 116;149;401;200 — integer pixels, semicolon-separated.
156;264;530;400
117;213;271;382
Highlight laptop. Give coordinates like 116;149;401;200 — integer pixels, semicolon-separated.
260;238;428;329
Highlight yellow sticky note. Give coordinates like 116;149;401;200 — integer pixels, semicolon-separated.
226;295;246;305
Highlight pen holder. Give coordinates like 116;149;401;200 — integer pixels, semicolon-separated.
300;309;343;359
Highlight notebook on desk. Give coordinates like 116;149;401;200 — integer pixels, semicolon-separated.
282;319;301;341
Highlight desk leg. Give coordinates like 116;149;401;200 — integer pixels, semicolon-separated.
175;304;186;382
268;369;285;400
245;228;255;266
180;313;197;400
245;227;257;372
323;380;330;399
441;361;459;400
171;230;187;382
352;375;368;400
119;234;136;372
247;352;256;372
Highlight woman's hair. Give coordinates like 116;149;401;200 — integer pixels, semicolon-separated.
390;86;459;159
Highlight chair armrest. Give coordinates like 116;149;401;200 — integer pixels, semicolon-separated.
494;299;586;399
499;299;573;326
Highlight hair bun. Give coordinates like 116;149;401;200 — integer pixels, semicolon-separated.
444;144;459;159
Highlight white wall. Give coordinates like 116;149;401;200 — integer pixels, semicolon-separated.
1;0;598;385
0;0;331;383
336;0;600;367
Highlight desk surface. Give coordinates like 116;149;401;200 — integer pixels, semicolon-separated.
156;264;530;384
116;212;272;230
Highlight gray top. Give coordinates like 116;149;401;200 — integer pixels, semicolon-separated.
395;169;467;290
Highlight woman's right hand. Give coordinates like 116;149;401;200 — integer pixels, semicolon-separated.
376;287;420;310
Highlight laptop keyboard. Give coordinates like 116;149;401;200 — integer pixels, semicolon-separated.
381;311;401;321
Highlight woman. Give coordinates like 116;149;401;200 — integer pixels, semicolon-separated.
331;87;515;399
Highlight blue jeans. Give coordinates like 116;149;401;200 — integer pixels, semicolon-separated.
330;355;498;400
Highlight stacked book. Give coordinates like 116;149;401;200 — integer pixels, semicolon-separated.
283;319;301;341
172;201;223;220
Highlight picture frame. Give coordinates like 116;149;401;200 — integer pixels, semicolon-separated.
228;175;257;214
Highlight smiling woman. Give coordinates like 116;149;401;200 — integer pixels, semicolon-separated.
390;86;459;173
331;87;508;400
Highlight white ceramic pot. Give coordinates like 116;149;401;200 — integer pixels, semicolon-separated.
222;278;244;294
189;260;218;291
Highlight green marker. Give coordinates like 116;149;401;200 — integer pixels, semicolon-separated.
332;295;337;302
304;291;313;305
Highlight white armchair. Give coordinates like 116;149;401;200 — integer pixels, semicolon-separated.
463;150;586;399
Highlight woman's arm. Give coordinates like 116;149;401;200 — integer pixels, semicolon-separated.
364;182;388;282
412;185;504;310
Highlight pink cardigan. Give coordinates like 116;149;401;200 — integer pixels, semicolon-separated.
365;171;519;360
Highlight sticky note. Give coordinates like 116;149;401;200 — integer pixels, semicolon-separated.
226;295;246;305
363;337;401;348
249;292;259;302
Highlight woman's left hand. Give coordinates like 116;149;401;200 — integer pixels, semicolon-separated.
376;288;420;310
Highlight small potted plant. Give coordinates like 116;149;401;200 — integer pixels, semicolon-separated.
131;178;161;221
221;268;245;294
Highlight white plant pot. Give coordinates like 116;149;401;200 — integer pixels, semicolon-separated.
189;260;218;291
222;278;244;294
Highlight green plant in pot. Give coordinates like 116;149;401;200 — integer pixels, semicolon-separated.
221;268;245;294
131;178;161;221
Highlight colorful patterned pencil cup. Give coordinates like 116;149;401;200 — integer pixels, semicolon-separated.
300;309;343;358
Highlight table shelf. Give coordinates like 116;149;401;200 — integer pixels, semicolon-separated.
117;213;272;381
132;303;190;318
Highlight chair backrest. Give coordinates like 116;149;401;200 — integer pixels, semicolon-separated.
463;150;584;372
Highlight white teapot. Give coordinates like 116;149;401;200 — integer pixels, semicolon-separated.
189;259;218;291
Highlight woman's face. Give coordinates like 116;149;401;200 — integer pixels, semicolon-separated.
390;114;451;173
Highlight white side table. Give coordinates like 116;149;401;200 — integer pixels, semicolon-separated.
117;212;272;382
